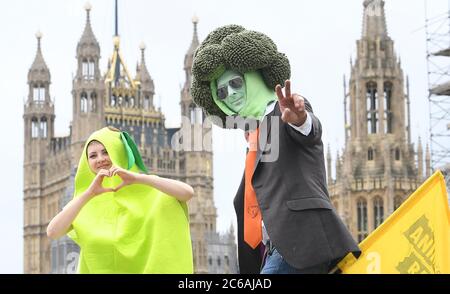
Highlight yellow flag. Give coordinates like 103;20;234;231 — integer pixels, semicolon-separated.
338;171;450;274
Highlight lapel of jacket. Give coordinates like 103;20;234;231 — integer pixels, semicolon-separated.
253;102;276;175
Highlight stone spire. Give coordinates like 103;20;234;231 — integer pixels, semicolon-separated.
28;31;50;82
327;144;332;185
226;223;236;247
362;0;388;38
229;222;235;238
76;2;100;57
136;42;154;91
417;137;423;180
336;150;341;181
184;15;200;72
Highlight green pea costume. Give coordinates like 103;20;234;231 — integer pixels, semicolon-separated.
67;127;193;274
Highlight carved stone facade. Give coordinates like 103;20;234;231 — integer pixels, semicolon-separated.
23;6;236;274
328;0;431;243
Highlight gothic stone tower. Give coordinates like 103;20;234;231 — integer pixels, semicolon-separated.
23;32;56;273
180;17;216;274
71;4;105;162
328;0;430;243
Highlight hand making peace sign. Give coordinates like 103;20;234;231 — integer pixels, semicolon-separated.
275;80;308;127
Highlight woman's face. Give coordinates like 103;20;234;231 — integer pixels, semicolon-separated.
87;141;112;174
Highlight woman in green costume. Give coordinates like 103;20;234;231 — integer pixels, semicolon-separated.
47;126;194;273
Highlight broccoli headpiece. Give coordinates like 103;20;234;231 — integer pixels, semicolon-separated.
191;25;291;125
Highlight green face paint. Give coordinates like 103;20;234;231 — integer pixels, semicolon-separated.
216;70;246;113
211;70;277;120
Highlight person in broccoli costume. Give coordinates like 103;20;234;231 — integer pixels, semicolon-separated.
191;25;360;274
47;127;194;273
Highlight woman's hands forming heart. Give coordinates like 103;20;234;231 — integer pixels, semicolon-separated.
109;166;139;192
86;166;139;198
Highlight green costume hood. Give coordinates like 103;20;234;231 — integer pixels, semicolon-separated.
68;127;193;273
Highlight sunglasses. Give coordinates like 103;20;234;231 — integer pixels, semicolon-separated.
217;77;244;100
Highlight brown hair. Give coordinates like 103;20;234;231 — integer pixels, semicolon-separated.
86;140;105;159
107;126;120;132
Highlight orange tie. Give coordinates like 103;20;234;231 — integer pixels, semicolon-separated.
244;128;262;249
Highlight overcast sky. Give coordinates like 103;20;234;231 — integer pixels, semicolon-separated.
0;0;447;273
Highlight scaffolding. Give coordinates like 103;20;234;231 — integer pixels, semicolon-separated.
425;1;450;195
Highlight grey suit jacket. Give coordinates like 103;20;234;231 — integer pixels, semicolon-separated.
233;101;360;274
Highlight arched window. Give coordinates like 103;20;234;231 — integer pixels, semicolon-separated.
82;58;95;79
208;257;212;266
395;148;401;161
89;92;97;112
88;59;95;79
394;196;403;210
384;82;393;133
373;196;384;229
31;118;39;138
40;117;47;138
189;104;196;125
110;95;117;107
357;198;368;242
195;107;203;124
33;87;39;101
80;92;88;113
130;96;135;108
82;59;88;77
33;85;45;102
368;147;374;161
366;82;378;134
124;96;129;108
144;96;150;110
217;257;221;267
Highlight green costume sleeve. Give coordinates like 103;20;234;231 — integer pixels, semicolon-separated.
67;127;193;274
